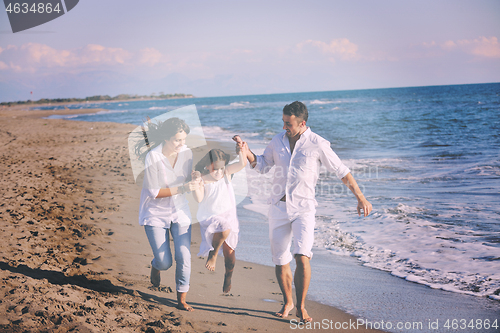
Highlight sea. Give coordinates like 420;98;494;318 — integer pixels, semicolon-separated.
41;83;500;332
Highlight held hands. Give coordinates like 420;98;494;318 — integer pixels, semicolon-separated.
233;135;242;145
190;170;203;188
232;135;248;155
191;170;202;184
180;171;203;193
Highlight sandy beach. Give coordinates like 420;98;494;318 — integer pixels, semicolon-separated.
0;106;385;333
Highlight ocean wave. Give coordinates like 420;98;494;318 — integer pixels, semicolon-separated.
465;164;500;177
342;158;407;169
313;203;500;299
309;98;360;105
309;99;339;105
200;126;266;146
43;114;81;120
212;101;252;110
95;110;129;115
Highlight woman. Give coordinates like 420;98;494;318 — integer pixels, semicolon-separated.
136;117;197;311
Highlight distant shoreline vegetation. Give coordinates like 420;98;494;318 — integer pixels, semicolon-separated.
0;93;195;106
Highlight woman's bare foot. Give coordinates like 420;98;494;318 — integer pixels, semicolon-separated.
150;266;160;287
275;303;294;318
205;250;217;271
176;302;194;312
223;271;233;293
177;292;194;311
296;308;312;323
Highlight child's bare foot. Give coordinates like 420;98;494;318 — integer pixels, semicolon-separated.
176;302;194;312
206;250;217;271
275;303;294;318
223;271;233;293
296;308;312;323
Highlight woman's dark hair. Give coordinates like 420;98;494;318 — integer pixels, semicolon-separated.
283;101;308;122
194;149;230;175
134;117;190;162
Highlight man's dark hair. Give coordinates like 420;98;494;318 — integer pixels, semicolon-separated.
283;101;308;122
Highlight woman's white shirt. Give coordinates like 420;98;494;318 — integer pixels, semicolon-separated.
139;144;192;228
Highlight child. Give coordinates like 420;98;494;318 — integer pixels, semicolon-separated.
192;140;248;293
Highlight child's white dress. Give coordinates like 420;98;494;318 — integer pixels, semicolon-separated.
197;175;239;257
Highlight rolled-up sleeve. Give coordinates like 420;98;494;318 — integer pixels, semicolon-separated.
254;143;275;174
143;154;161;198
319;140;350;179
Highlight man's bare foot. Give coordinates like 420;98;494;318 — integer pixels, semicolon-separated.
275;303;294;318
150;266;160;287
223;271;233;293
176;302;194;312
296;308;312;323
205;250;217;271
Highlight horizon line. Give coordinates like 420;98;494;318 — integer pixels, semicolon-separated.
1;81;499;104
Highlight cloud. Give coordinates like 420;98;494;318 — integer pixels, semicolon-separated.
441;40;456;50
422;41;437;48
78;44;132;65
0;43;146;73
455;36;500;58
138;47;165;66
296;38;359;61
428;36;500;58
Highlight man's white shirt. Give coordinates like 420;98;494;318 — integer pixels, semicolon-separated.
253;128;350;219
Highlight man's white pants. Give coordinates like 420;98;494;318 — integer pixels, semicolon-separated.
268;201;316;266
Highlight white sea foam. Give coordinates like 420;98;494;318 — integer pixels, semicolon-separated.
149;106;171;110
465;162;500;177
308;99;358;105
43;114;80;119
95;110;129;115
212;101;252;110
309;99;339;105
314;202;500;299
230;102;250;107
341;158;410;177
201;126;266;145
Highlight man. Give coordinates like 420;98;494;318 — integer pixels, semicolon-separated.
234;101;372;323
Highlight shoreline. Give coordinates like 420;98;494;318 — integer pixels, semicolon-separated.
0;95;195;109
0;105;386;332
0;103;115;119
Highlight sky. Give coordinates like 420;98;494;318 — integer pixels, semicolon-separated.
0;0;499;102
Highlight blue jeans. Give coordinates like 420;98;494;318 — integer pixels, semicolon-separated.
144;223;191;293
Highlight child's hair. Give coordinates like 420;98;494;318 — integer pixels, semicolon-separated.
134;117;190;162
195;149;231;175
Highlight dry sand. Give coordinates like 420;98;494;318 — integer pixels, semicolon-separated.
0;106;385;332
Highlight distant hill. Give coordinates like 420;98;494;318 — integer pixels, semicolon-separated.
0;93;194;107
